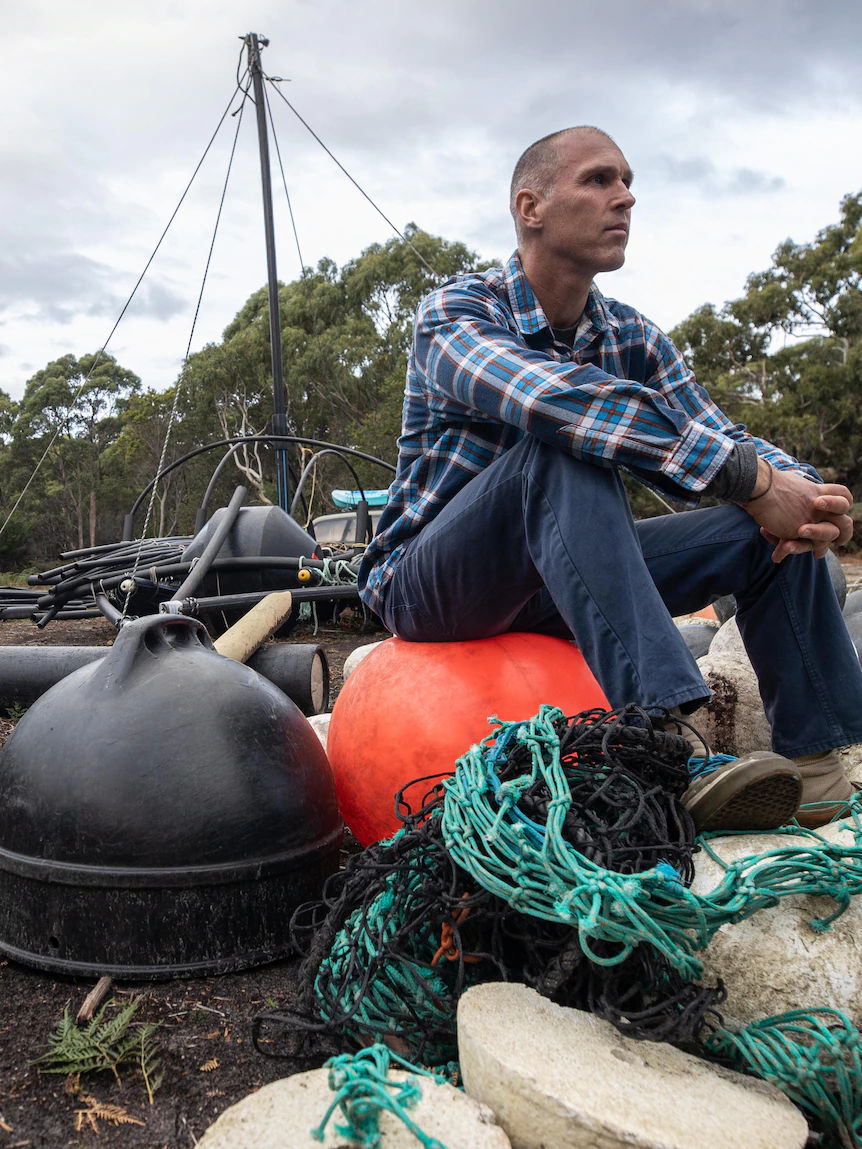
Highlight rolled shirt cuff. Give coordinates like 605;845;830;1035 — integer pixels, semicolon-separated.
703;440;760;503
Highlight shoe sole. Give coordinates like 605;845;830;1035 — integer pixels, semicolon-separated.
794;803;849;830
685;757;802;833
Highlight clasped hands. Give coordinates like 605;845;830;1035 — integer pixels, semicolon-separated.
743;461;854;564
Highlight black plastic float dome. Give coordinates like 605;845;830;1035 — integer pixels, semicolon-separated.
0;614;342;978
181;504;322;632
184;504;320;598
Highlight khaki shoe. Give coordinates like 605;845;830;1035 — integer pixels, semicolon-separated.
658;708;803;833
792;750;853;829
681;751;803;833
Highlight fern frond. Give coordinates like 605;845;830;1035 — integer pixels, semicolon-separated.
74;1093;145;1130
32;995;164;1100
138;1025;164;1104
88;998;142;1047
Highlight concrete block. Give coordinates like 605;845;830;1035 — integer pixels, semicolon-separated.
197;1066;511;1148
343;641;387;682
458;982;806;1149
307;712;331;751
693;819;862;1027
694;650;770;757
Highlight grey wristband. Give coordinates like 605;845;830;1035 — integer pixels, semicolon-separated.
703;441;760;503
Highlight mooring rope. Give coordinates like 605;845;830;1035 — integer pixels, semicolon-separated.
312;1044;451;1149
705;1009;862;1149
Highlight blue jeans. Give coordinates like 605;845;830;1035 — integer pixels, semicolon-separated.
379;435;862;757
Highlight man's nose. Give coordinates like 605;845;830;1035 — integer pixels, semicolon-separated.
615;183;635;209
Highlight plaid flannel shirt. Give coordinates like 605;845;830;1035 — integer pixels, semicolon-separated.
358;251;812;616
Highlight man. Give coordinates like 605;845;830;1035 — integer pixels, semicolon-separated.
358;126;862;832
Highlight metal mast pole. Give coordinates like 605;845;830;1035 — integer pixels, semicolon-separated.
245;32;290;512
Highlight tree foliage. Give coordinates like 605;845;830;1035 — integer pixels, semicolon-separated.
668;191;862;532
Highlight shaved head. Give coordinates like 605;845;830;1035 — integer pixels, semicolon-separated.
510;126;618;240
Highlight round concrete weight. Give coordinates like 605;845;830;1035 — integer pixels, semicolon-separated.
692;819;862;1028
307;712;331;752
342;640;386;682
844;589;862;621
458;983;807;1149
845;609;862;662
196;1067;511;1148
707;617;746;660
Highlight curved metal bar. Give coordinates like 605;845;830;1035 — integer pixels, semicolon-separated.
288;448;367;518
165;485;247;609
125;435;395;534
199;443;246;525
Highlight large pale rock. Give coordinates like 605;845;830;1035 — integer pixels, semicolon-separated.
307;712;331;751
841;742;862;783
693;818;862;1027
342;640;388;682
694;650;770;757
197;1066;511;1148
706;617;746;660
458;983;806;1149
694;643;862;769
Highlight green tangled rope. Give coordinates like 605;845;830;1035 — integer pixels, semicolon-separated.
304;704;862;1145
313;837;466;1063
312;1043;450;1149
297;555;358;632
442;705;862;982
706;1009;862;1149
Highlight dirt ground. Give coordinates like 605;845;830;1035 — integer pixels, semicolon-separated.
0;609;384;1149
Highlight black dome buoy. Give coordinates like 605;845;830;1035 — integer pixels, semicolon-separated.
0;614;342;978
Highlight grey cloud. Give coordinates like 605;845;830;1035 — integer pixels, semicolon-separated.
0;249;187;326
726;168;786;195
656;155;786;197
122;280;188;323
0;251;122;324
0;345;10;358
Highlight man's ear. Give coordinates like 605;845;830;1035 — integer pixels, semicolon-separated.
515;188;544;235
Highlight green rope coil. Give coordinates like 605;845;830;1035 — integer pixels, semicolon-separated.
441;705;862;981
312;1043;449;1149
297;555;359;631
705;1010;862;1149
312;830;481;1065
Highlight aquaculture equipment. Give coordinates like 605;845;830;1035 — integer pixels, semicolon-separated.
0;613;342;977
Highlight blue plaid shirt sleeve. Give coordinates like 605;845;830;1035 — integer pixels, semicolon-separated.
644;327;820;480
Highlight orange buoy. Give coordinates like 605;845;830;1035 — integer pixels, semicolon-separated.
327;633;608;845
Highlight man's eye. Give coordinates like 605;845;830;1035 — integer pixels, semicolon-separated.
592;174;604;184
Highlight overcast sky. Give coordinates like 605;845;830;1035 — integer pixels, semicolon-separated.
1;0;860;401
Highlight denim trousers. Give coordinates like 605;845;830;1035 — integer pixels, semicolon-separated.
379;435;862;758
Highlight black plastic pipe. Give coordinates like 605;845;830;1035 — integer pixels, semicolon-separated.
165;486;247;607
195;443;245;534
0;642;330;716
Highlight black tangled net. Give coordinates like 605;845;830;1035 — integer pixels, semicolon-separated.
253;706;726;1066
